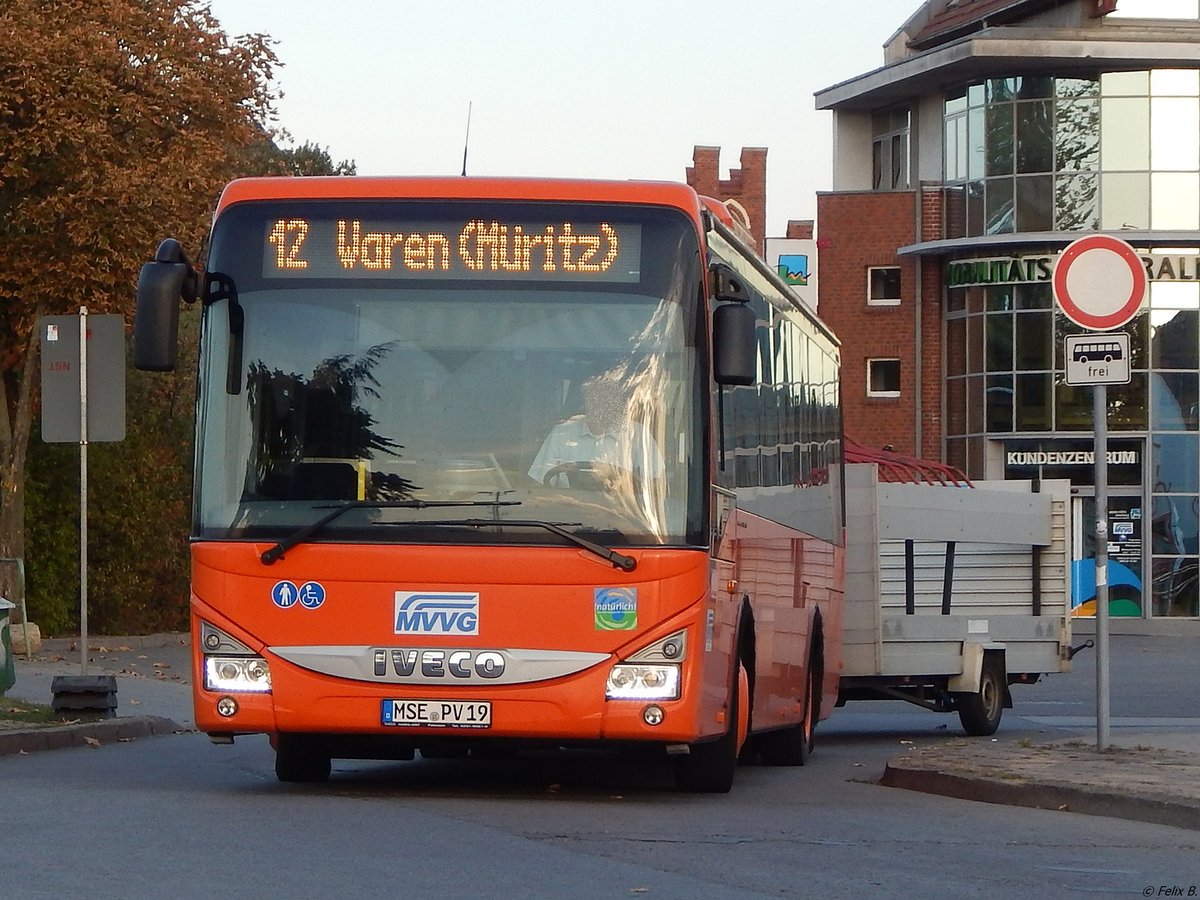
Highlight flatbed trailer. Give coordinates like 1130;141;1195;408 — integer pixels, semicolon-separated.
838;463;1073;735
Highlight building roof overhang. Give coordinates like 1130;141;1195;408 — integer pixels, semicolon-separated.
905;0;1078;51
898;230;1200;257
815;24;1200;111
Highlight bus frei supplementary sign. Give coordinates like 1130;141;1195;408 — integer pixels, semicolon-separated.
1052;235;1147;331
1064;333;1131;385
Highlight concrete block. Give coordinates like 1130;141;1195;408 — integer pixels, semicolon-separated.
8;621;42;654
51;674;118;718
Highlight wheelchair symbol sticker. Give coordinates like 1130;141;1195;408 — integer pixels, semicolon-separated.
299;582;326;609
272;581;299;609
272;580;325;609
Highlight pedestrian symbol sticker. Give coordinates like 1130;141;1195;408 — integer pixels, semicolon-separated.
272;581;299;608
272;580;326;609
299;582;326;609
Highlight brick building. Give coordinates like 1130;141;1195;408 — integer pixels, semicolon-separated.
685;146;768;255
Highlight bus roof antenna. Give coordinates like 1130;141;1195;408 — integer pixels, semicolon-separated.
461;101;473;176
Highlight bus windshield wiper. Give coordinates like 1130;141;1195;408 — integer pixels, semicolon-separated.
260;499;522;565
390;518;637;572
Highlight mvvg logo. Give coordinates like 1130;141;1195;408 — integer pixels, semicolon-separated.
394;592;480;636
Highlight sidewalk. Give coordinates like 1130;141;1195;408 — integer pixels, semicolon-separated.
1;633;193;755
877;628;1200;831
880;730;1200;832
2;633;1199;831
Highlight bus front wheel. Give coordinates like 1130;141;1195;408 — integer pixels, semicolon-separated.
275;735;332;783
674;662;746;793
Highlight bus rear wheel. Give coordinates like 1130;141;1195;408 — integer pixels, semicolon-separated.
757;664;816;766
674;662;746;793
275;735;332;783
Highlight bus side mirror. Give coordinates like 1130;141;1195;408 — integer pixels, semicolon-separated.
133;239;197;372
713;302;756;386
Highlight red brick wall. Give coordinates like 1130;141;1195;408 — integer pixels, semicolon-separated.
918;184;944;460
816;189;942;458
786;220;814;240
686;146;768;255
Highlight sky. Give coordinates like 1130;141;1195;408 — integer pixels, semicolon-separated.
205;1;921;235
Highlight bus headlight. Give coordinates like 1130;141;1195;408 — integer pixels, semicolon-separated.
605;664;680;700
204;656;273;693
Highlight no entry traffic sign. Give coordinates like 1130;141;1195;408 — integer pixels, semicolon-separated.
1052;234;1147;330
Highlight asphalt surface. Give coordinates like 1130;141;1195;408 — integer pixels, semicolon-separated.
3;631;1198;831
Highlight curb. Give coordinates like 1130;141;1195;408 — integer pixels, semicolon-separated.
37;633;191;653
881;760;1200;832
0;716;187;757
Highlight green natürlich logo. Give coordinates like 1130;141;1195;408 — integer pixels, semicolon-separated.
594;587;637;630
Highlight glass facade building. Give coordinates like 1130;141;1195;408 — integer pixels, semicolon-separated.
942;67;1200;618
817;0;1200;622
941;72;1200;237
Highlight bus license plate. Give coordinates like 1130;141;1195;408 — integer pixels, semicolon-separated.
381;699;492;729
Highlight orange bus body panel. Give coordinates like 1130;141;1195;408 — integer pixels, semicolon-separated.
215;176;707;220
732;511;845;730
190;542;728;744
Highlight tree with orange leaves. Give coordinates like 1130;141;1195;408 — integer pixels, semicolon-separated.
0;0;279;614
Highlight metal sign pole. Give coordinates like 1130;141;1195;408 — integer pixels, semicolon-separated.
79;307;89;677
43;310;120;716
1052;234;1144;755
1093;383;1110;750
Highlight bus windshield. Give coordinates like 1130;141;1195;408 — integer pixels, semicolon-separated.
193;200;706;548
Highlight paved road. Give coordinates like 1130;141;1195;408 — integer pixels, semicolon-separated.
3;707;1197;898
5;631;1200;829
3;632;1198;898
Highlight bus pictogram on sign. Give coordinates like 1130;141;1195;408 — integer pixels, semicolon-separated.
1064;333;1131;385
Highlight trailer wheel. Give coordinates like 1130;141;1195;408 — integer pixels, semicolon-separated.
757;663;816;766
957;655;1005;736
275;736;332;783
674;661;745;793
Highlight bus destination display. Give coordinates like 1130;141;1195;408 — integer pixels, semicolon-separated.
263;218;641;282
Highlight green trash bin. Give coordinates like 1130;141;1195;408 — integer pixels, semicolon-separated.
0;598;14;693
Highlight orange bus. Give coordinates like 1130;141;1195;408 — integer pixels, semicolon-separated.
133;176;845;792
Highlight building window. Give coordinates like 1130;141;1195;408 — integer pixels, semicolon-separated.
867;266;902;306
946;280;1151;447
872;107;911;191
943;69;1200;238
867;358;901;397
